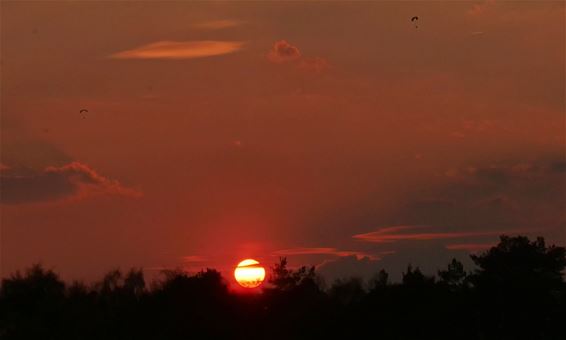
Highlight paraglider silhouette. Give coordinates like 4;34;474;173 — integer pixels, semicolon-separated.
79;109;88;119
411;16;419;29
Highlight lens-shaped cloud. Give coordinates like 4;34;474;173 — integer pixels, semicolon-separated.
110;40;245;60
352;225;527;243
272;247;396;262
445;243;494;252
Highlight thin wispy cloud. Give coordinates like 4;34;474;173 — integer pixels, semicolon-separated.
273;247;385;260
353;225;525;243
182;255;208;263
193;19;244;30
274;247;336;255
110;41;245;60
445;243;494;252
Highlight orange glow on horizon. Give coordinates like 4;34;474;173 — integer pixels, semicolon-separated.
234;259;266;288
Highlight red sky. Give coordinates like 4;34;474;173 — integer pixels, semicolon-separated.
1;1;564;284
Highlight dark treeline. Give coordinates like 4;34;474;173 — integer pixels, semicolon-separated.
1;235;565;340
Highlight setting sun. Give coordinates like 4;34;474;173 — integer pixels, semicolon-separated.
2;0;564;338
234;259;266;288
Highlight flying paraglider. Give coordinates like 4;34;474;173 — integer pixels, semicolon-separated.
411;16;419;29
79;109;88;119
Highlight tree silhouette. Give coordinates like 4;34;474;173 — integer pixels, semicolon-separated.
0;264;66;339
329;277;365;305
471;235;566;291
469;235;566;339
402;264;435;286
438;258;467;289
0;235;564;340
98;269;122;294
368;269;389;291
267;257;317;291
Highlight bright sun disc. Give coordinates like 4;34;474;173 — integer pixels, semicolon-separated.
234;259;266;288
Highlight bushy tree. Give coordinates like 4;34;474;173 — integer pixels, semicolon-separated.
329;277;365;305
469;235;566;339
438;258;467;288
402;264;435;286
0;264;66;338
268;257;317;291
1;236;564;340
368;269;389;290
471;235;566;291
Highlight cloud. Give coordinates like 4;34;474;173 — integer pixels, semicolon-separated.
273;247;337;255
2;138;71;170
267;40;302;63
443;160;566;186
341;159;562;279
0;162;141;205
370;159;565;250
316;255;382;283
266;40;330;74
182;255;208;263
110;41;245;60
193;19;244;30
445;243;494;252
273;247;381;260
352;225;511;243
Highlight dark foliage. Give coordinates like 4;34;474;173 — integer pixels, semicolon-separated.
1;235;564;340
